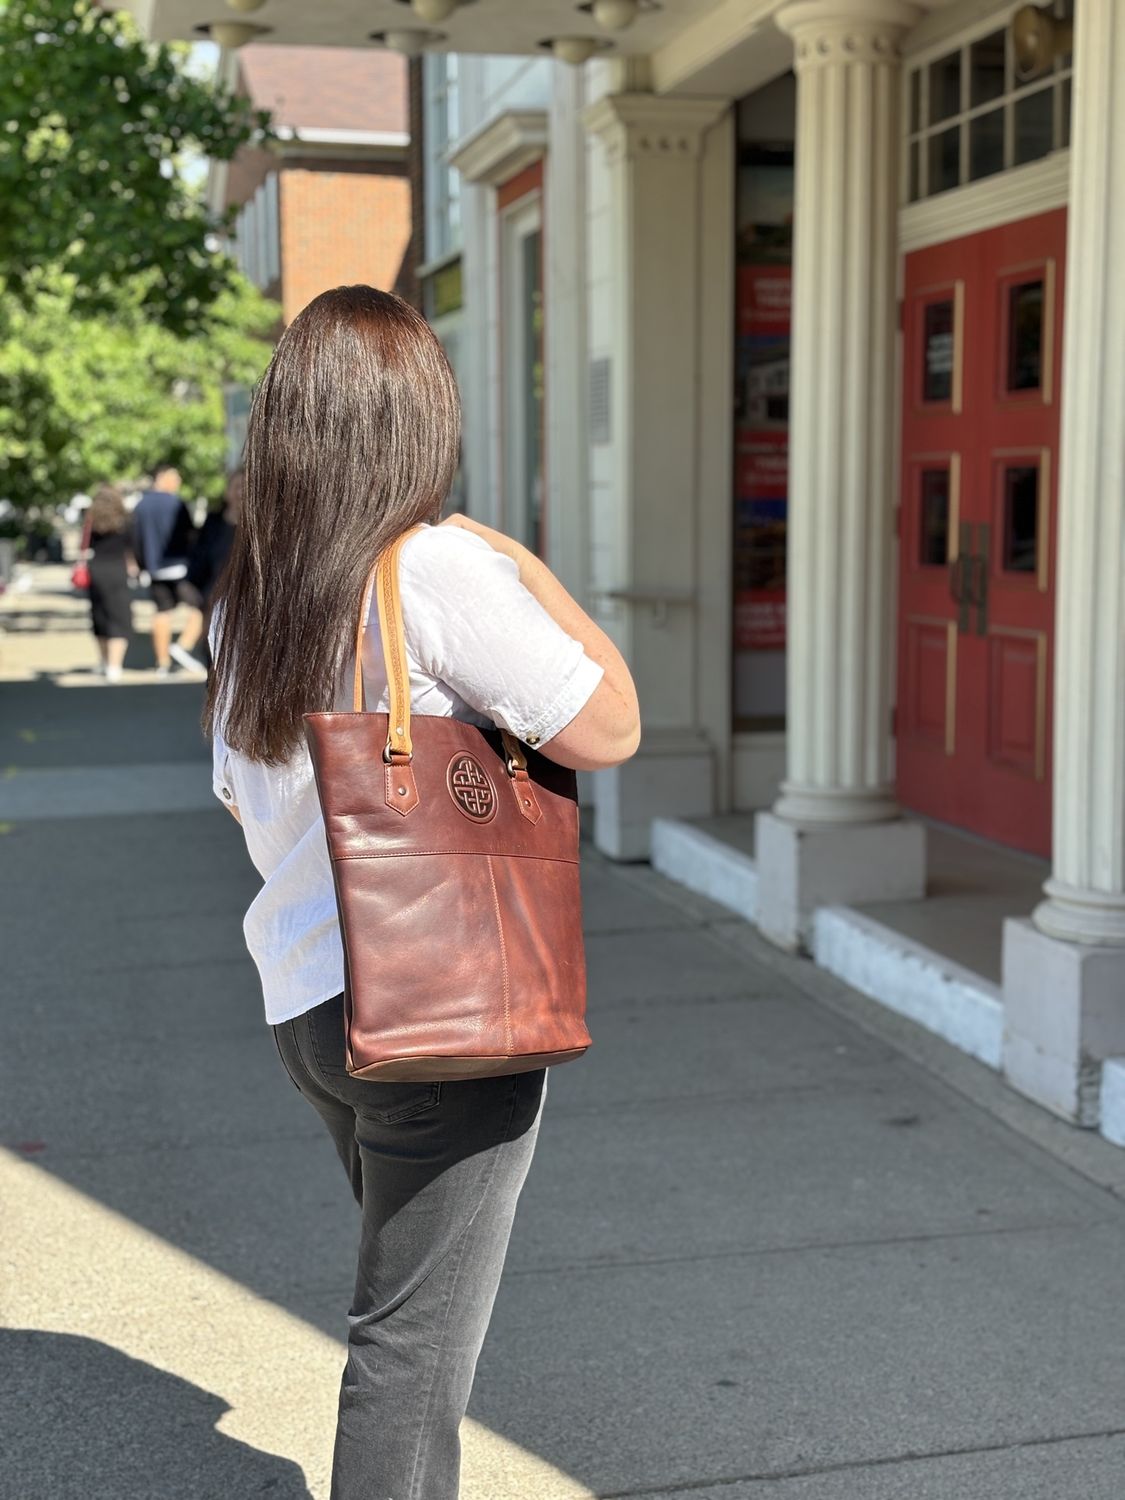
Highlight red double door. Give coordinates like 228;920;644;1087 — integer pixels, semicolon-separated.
896;209;1066;858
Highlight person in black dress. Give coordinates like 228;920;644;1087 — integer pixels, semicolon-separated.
85;485;136;682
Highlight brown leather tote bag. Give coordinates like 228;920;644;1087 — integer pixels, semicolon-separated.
304;525;591;1081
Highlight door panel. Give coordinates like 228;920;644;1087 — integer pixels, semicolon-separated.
903;618;956;754
896;209;1065;856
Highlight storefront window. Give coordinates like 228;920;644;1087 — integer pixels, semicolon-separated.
733;132;793;730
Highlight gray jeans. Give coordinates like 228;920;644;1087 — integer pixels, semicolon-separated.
273;993;545;1500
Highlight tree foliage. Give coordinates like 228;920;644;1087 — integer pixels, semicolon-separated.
0;274;277;514
0;0;271;334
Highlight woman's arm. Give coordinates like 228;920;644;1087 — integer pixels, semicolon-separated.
441;515;640;772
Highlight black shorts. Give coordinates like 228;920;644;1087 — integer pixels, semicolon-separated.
150;578;203;613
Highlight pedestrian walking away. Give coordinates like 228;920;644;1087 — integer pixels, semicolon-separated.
131;462;206;675
187;466;242;613
204;284;640;1500
83;484;136;682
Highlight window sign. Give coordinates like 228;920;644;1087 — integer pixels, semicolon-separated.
923;300;955;403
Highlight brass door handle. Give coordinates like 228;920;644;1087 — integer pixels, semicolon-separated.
973;524;990;636
948;554;968;605
952;521;975;635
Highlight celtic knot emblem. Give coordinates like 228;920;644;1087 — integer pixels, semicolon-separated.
447;754;496;822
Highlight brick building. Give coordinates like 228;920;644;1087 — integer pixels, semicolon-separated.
209;46;413;327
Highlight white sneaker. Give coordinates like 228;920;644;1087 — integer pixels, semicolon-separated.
169;643;206;675
106;665;123;683
155;665;171;679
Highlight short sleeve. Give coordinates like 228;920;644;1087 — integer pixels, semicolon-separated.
400;527;604;746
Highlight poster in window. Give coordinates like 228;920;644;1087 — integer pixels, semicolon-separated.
733;154;792;675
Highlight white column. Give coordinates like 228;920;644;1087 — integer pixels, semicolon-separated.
755;0;925;949
543;63;590;605
1002;0;1125;1124
582;92;732;859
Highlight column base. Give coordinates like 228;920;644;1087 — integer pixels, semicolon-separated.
593;731;714;862
754;810;927;953
773;782;900;825
1033;878;1125;947
1002;918;1125;1126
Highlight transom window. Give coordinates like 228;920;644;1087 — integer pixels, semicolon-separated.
906;3;1073;204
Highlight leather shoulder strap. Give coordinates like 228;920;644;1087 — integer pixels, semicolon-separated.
352;525;423;764
353;522;530;775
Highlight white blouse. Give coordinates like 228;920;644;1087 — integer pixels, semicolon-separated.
212;524;604;1025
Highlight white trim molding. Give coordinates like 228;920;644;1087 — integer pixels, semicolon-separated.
272;126;409;150
448;110;548;187
581;93;728;163
899;150;1070;252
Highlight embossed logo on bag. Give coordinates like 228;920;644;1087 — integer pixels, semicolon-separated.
447;754;497;822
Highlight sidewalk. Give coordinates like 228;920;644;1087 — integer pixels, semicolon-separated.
3;567;1125;1499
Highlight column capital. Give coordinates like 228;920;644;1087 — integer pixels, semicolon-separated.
777;0;921;65
581;93;728;164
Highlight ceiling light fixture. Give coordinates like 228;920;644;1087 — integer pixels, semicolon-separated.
370;28;445;56
411;0;459;22
394;0;476;23
196;19;271;47
539;35;611;66
224;0;268;12
578;0;659;30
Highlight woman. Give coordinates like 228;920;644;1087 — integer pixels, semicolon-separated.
205;285;639;1499
85;484;135;681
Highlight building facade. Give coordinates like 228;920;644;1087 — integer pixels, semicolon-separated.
139;0;1123;1137
211;45;413;326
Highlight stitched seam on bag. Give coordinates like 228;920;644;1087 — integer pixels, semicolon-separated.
331;849;579;864
485;854;513;1055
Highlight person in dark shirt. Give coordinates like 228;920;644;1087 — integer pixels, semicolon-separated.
188;466;242;608
131;463;206;677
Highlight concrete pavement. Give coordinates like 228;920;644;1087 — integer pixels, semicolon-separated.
3;565;1125;1499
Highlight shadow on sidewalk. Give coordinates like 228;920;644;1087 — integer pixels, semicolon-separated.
1;1329;313;1500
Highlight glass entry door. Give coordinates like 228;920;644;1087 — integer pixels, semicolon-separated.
896;208;1066;857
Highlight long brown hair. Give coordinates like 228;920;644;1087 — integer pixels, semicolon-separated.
204;286;461;763
88;485;127;535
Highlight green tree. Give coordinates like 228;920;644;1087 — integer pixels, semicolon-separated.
0;0;270;334
0;273;277;515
